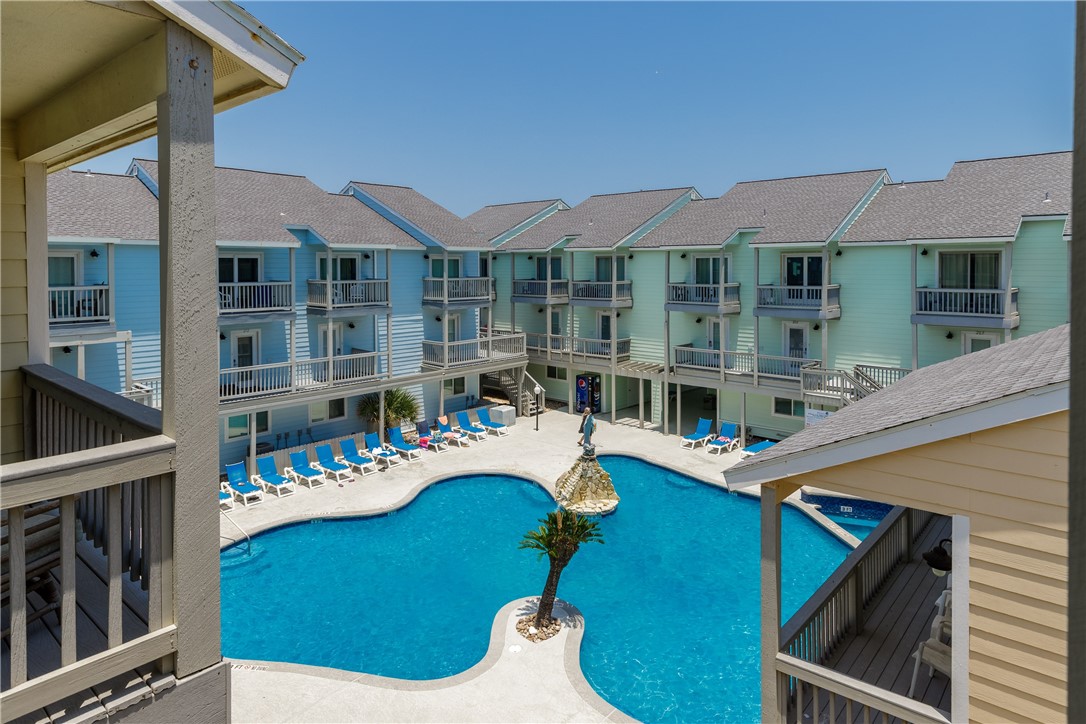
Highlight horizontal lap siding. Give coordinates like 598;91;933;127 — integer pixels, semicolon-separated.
787;411;1068;721
829;245;911;369
1;123;26;461
1011;219;1069;337
115;245;161;382
626;250;664;364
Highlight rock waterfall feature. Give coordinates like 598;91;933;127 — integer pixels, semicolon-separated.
554;444;620;515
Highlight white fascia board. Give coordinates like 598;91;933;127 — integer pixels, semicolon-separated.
905;236;1015;245
343;184;445;249
749;241;827;250
615;189;699;249
839;240;908;247
150;0;303;88
826;172;891;242
328;243;402;251
50;236;122;245
283;224;329;247
722;383;1069;490
216;239;300;249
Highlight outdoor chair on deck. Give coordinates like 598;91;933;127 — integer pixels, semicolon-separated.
254;456;297;497
387;427;423;462
219;483;235;511
706;422;741;455
364;432;403;468
681;417;713;449
455;411;487;442
437;416;470;447
908;615;952;697
315;444;355;482
337;438;379;476
225;462;264;506
416;421;447;453
739;439;777;459
476;407;509;437
285;451;327;488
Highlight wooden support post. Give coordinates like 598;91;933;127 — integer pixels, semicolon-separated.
76;345;85;380
107;243;117;326
638;373;644;429
911;245;919;369
1003;240;1013;324
753;248;760;386
676;382;682;433
157;21;218;678
740;392;747;448
124;335;133;391
761;484;783;723
9;506;27;685
663;251;671;436
386;251;394;377
248;411;257;476
379;389;386;440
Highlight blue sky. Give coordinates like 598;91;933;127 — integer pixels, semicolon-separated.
89;1;1074;216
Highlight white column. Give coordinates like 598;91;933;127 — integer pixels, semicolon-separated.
1003;241;1013;326
911;245;919;369
663;251;671;436
248;410;257;476
124;335;133;391
740;392;747;448
676;381;682;432
386;250;393;378
107;243;117;325
76;344;85;380
638;373;644;429
821;248;829;317
289;318;297;392
761;486;783;722
24;163;49;365
753;248;761;386
951;514;971;724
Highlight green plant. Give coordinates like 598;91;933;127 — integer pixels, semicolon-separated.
519;509;603;627
356;387;421;432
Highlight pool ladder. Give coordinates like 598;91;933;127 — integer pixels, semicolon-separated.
221;510;253;555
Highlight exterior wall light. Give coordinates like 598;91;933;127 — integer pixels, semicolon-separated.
695;317;702;324
680;253;687;259
922;538;952;577
62;346;72;354
946;331;954;340
435;316;442;322
835;249;842;257
920;248;929;256
89;249;100;258
348;322;356;329
219;333;226;341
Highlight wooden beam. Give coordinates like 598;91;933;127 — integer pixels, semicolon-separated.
761;484;782;722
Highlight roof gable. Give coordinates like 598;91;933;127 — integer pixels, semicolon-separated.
347;182;488;249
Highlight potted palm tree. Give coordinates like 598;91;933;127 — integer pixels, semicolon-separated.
520;509;603;634
357;388;421;433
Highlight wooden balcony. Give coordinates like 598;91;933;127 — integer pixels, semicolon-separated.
774;509;952;723
2;365;177;721
510;279;570;305
665;282;740;314
756;284;841;320
525;333;631;363
421;277;492;308
802;364;911;406
219;352;385;401
217;281;293;317
421;334;527;369
912;288;1019;329
306;279;390;314
672;344;818;382
48;285;111;327
570;280;633;308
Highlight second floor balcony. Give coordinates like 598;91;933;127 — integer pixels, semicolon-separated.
570;280;633;308
48;284;111;327
912;287;1019;329
421;333;526;369
525;333;632;363
672;343;819;382
422;277;493;307
756;284;841;320
219;352;385;401
510;279;570;305
306;279;390;314
665;282;741;314
218;281;293;317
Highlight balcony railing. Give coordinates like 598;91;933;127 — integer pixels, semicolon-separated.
48;285;110;324
914;287;1018;317
854;364;911;389
122;376;164;409
421;334;527;368
672;344;819;380
666;282;740;309
306;279;389;309
219;352;384;401
757;284;841;310
511;279;570;299
571;280;632;303
3;365;175;720
217;281;293;313
422;277;492;304
524;333;631;361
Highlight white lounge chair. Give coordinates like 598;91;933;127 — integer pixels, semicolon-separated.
706;422;741;455
681;418;713;449
253;455;297;497
315;443;355;482
337;438;379;476
285;451;327;488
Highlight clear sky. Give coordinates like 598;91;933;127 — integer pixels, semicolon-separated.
87;1;1074;217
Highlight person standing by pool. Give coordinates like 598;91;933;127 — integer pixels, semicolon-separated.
577;406;596;447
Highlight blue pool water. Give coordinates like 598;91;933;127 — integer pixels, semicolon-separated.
221;456;848;722
825;513;881;540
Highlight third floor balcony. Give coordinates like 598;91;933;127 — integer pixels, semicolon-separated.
570;280;633;308
306;279;390;315
217;281;293;318
912;287;1019;329
421;333;526;369
525;333;632;363
422;276;493;308
665;282;741;314
755;284;841;320
510;278;570;305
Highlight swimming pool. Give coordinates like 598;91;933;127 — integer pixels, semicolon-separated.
221;455;848;722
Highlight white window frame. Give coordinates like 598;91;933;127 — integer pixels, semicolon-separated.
219;252;264;283
224;410;271;440
546;365;567;380
691;254;732;285
936;249;1002;290
771;396;805;419
310;397;347;424
782;254;823;288
48;250;83;287
229;329;261;368
962;331;1001;355
431;255;462;278
319;252;365;281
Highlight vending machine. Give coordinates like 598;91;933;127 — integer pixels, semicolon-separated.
575;374;602;413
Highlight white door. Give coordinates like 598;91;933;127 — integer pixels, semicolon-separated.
963;331;999;354
318;323;344;357
707;319;724;351
447;314;461;342
597;312;612;356
231;331;259;367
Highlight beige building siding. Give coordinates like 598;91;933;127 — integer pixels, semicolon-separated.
785;411;1068;722
1;121;27;463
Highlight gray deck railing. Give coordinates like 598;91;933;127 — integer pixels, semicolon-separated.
306;279;389;308
48;285;110;324
123;376;163;409
666;282;740;307
524;333;631;361
422;277;492;304
914;287;1018;317
511;279;570;298
217;281;293;313
570;280;632;302
421;334;527;368
3;365;176;720
757;284;841;310
854;364;911;390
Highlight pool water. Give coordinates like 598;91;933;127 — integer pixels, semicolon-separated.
824;513;881;540
221;455;848;722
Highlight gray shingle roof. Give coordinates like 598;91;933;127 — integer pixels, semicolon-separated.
463;200;560;243
500;187;694;251
726;324;1069;476
48;170;159;240
841;151;1071;243
350;182;489;249
636;169;886;248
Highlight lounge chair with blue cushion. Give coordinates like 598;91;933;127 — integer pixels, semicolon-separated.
707;422;742;455
285;451;327;488
225;461;264;506
416;421;448;453
337;438;379;477
437;416;470;447
455;411;487;442
364;432;403;469
739;439;777;459
476;408;509;437
253;455;297;497
219;483;235;511
315;443;355;482
387;427;423;462
681;418;714;449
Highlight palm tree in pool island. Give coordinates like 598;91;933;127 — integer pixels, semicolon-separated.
520;510;603;629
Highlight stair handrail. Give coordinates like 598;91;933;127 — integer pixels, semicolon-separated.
851;366;883;392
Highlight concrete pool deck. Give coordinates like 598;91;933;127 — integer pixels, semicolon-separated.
222;408;854;722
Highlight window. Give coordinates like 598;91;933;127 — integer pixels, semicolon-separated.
546;366;567;380
536;256;562;279
479;256;489;278
938;251;1000;289
693;256;728;285
773;397;805;418
225;411;269;440
784;255;823;287
48;252;80;287
963;332;1000;355
218;255;261;283
318;255;359;281
444;377;466;396
310;398;346;423
595;255;625;281
431;257;461;278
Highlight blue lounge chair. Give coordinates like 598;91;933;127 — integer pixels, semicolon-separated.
364;432;403;468
437;416;470;447
456;411;487;442
707;422;741;455
416;421;447;453
387;427;423;462
285;451;327;488
681;418;713;449
225;461;264;506
740;440;777;459
219;483;235;511
337;438;379;476
254;455;297;497
316;443;355;482
475;408;509;437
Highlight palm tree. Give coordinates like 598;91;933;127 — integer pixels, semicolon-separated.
356;387;421;432
520;510;603;628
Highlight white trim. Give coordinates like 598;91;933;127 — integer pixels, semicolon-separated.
218;252;263;282
782;253;823;287
770;395;804;420
837;240;909;247
224;410;270;441
318;253;366;281
783;321;810;359
228;329;261;367
49;330;132;346
49;235;123;245
906;237;1015;245
47;250;83;286
951;514;970;724
750;241;827;250
723;382;1069;489
596;310;613;340
826;173;891;242
707;317;727;351
216;239;299;249
691;253;732;284
442;375;467;396
934;247;1003;290
961;331;1000;355
431;254;462;278
316;322;344;357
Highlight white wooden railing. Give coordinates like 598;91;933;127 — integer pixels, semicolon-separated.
914;287;1017;317
48;285;110;323
421;277;492;304
511;279;570;297
801;364;875;404
757;284;841;310
524;334;631;361
122;376;163;409
671;346;820;381
306;279;389;308
421;334;527;368
666;282;740;307
219;352;384;401
854;364;911;390
2;365;176;721
217;281;293;313
571;280;633;302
